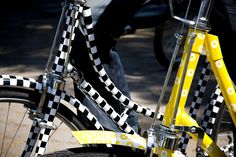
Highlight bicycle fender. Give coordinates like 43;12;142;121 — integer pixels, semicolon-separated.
72;130;146;150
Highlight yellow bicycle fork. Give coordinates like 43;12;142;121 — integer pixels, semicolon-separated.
160;27;236;157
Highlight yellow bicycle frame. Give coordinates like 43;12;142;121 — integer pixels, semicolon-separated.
160;27;236;157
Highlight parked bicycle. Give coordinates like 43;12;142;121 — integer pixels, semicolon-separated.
0;0;235;157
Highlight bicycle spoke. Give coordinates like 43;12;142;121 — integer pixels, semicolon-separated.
1;103;10;157
49;121;63;140
5;107;27;156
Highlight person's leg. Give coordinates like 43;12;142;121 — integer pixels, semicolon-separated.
93;0;145;132
93;0;145;63
107;50;139;133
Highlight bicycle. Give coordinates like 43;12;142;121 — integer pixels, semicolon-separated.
0;0;235;157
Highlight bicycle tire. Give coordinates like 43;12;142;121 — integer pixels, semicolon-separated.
211;103;236;156
41;146;147;157
0;85;94;156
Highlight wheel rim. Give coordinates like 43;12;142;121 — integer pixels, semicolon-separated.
0;100;80;156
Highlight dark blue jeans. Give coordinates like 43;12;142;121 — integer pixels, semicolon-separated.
79;50;138;132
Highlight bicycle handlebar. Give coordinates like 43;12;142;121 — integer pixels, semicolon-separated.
168;0;214;26
168;0;195;26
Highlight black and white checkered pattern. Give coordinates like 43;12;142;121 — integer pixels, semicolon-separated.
201;85;223;135
0;75;42;91
67;63;139;133
35;87;62;156
221;142;234;156
22;120;41;156
61;91;104;130
189;60;211;119
79;6;164;121
178;131;190;154
178;59;211;153
0;73;105;155
79;79;136;134
52;4;82;75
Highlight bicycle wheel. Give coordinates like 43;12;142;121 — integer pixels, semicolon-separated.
211;103;235;156
153;18;186;69
0;86;94;156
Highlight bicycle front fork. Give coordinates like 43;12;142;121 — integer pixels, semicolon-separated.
22;73;66;157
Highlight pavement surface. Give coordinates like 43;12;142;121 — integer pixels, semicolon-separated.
0;2;221;157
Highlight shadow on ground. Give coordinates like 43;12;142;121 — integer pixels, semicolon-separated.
0;2;59;73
